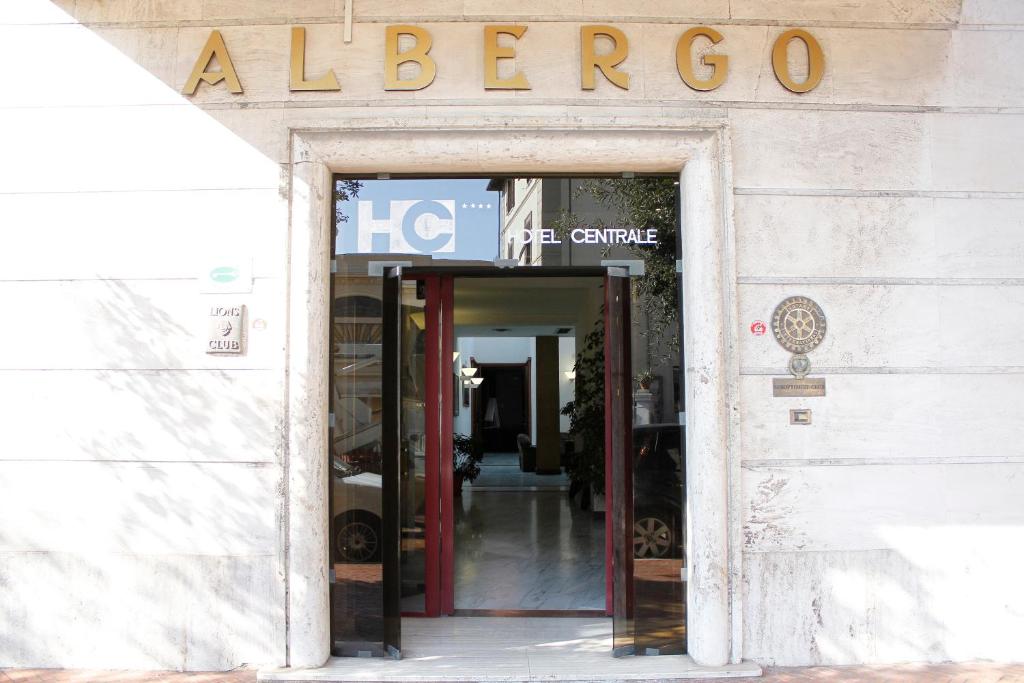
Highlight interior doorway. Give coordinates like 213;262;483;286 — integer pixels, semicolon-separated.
472;363;530;454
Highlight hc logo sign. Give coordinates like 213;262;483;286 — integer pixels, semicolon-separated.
356;199;456;254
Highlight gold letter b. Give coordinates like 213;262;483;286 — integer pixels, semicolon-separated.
385;25;436;91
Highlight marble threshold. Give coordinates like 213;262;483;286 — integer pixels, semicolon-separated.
258;617;761;682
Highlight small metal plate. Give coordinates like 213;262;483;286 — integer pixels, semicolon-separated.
206;304;245;355
790;409;812;425
773;377;826;397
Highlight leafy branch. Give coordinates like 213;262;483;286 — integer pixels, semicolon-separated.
561;315;605;493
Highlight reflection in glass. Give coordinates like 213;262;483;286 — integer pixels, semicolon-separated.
399;281;427;613
330;274;386;655
633;424;686;655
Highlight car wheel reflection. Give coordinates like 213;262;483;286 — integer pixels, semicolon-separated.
633;515;673;558
335;511;382;563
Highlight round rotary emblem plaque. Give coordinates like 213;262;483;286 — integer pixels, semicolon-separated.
772;296;827;355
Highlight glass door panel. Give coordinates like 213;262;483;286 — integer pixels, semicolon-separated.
380;268;405;657
633;421;686;655
606;269;635;656
394;277;430;615
330;272;387;657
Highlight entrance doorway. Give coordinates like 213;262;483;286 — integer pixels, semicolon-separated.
378;266;638;654
329;175;688;661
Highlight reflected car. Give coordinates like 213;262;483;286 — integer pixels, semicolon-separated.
332;450;428;564
632;423;685;559
332;459;383;563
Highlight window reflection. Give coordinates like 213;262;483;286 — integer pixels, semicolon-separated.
399;283;427;613
330;276;386;655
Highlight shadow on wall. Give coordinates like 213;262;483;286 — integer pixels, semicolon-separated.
741;467;1024;666
0;281;288;669
1;1;291;670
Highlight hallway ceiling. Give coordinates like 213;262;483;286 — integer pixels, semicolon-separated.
453;276;604;338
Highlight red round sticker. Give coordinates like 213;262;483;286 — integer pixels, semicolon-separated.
750;320;767;336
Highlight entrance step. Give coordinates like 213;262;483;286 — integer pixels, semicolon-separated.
259;617;761;681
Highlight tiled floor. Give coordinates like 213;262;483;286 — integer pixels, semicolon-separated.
259;617;761;681
453;483;604;610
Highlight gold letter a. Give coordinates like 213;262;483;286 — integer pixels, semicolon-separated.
183;30;243;95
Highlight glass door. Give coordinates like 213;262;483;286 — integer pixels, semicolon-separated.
380;267;404;657
386;273;451;619
605;267;635;656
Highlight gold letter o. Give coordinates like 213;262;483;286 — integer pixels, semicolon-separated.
771;28;824;93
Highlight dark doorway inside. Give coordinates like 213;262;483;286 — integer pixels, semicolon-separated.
473;363;530;453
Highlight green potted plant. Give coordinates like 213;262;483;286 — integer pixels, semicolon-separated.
560;316;606;510
635;368;655;391
452;433;484;496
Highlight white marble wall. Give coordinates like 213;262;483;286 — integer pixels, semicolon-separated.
1;0;1023;671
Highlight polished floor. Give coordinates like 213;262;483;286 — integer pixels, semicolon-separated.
455;463;603;610
260;617;762;681
467;452;570;490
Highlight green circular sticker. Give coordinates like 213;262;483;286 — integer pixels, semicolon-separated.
209;266;240;283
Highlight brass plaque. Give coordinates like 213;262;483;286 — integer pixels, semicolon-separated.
773;377;826;398
772;295;827;355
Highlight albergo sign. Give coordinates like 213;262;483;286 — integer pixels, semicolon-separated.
183;24;826;96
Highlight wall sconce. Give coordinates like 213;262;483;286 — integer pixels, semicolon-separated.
460;367;478;378
468;377;484;388
453;351;460;362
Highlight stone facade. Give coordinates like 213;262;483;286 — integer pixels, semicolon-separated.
1;0;1023;672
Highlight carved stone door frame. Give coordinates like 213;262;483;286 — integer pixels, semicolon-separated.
284;110;742;669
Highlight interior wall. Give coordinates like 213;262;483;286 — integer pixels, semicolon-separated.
558;337;575;433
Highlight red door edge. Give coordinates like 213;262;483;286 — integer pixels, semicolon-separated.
440;276;456;615
603;281;614;616
423;276;442;617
